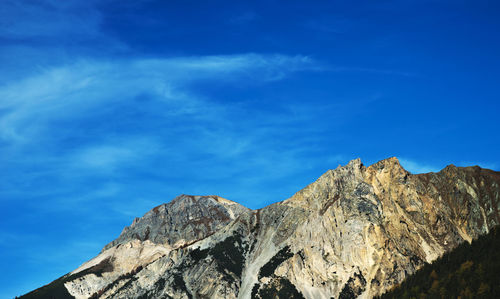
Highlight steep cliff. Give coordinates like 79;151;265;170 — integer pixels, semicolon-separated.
22;158;500;299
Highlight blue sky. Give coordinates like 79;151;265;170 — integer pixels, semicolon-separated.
1;0;499;297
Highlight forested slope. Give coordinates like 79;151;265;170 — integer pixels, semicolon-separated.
378;225;500;299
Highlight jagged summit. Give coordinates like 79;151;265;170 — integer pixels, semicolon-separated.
367;156;402;169
22;157;500;299
327;157;406;181
103;194;250;251
170;194;242;206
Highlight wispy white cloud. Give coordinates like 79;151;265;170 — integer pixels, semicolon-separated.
0;49;352;249
0;52;326;212
0;54;316;144
399;158;440;174
400;158;498;174
76;145;139;169
72;138;160;172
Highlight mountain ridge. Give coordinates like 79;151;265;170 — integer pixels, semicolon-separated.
21;157;500;299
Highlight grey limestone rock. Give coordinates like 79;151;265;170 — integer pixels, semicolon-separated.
23;157;500;299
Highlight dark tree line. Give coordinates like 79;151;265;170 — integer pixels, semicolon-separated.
378;225;500;299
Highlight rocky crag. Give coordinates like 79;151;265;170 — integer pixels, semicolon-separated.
22;157;500;299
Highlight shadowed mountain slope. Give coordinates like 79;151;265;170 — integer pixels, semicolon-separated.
21;158;500;299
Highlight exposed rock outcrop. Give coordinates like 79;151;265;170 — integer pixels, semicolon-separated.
22;158;500;299
103;194;251;250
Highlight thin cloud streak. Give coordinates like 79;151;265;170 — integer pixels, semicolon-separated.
399;158;440;174
0;54;316;143
0;52;328;212
72;138;161;172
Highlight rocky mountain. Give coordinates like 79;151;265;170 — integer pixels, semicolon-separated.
22;157;500;299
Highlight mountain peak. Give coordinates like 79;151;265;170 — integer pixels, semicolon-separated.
171;194;240;206
102;194;250;251
23;157;500;299
369;156;402;169
346;157;363;168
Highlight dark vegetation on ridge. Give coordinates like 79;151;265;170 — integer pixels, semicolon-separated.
251;276;305;299
339;271;367;299
19;257;114;299
89;265;144;299
189;231;247;282
258;246;294;279
378;225;500;299
251;246;305;299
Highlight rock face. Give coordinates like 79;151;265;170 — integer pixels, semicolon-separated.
22;158;500;299
103;194;251;251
